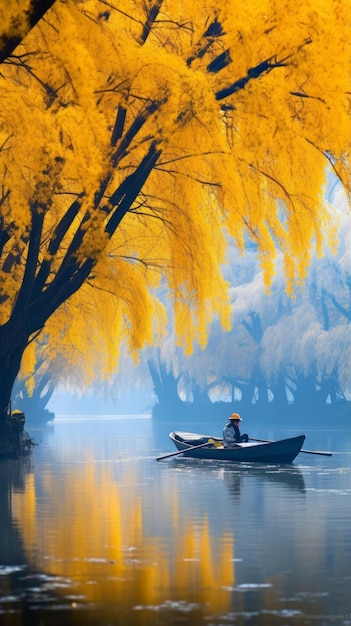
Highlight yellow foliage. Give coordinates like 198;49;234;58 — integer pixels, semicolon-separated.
0;0;350;387
0;0;32;42
19;340;37;395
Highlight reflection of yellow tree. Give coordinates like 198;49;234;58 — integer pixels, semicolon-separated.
11;462;234;620
174;520;234;610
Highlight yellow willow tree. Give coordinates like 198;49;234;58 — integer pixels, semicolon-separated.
0;0;350;442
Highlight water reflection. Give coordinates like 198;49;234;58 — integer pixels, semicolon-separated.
224;465;306;502
0;460;29;566
171;459;306;499
7;455;235;625
0;417;350;626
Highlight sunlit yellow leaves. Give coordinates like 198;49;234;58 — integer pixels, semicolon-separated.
19;340;37;395
0;0;32;45
0;0;350;391
39;249;168;388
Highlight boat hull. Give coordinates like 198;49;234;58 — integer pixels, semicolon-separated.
169;432;306;464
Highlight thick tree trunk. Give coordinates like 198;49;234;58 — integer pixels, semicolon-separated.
148;359;182;408
12;376;55;423
191;383;211;406
270;374;289;410
0;416;29;460
0;327;33;457
0;332;27;420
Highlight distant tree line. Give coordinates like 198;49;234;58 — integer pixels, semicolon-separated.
148;187;351;421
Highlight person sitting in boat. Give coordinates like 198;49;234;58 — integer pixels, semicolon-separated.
223;413;249;447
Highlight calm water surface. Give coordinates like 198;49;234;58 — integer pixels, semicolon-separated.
1;415;351;626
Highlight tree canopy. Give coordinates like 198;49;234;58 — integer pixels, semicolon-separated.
0;0;350;424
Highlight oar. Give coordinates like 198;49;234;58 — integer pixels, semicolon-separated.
156;441;211;461
249;437;332;457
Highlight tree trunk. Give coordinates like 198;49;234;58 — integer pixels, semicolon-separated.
191;383;211;406
270;374;289;410
148;359;182;408
0;327;33;457
12;373;55;423
0;344;24;421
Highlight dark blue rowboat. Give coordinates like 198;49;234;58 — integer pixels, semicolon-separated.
169;431;306;464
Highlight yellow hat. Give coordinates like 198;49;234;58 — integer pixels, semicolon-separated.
229;413;242;421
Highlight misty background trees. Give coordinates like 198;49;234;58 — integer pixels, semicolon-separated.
144;184;350;419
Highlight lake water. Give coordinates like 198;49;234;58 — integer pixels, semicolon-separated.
1;415;351;626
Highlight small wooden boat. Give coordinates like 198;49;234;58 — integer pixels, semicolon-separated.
168;431;306;464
